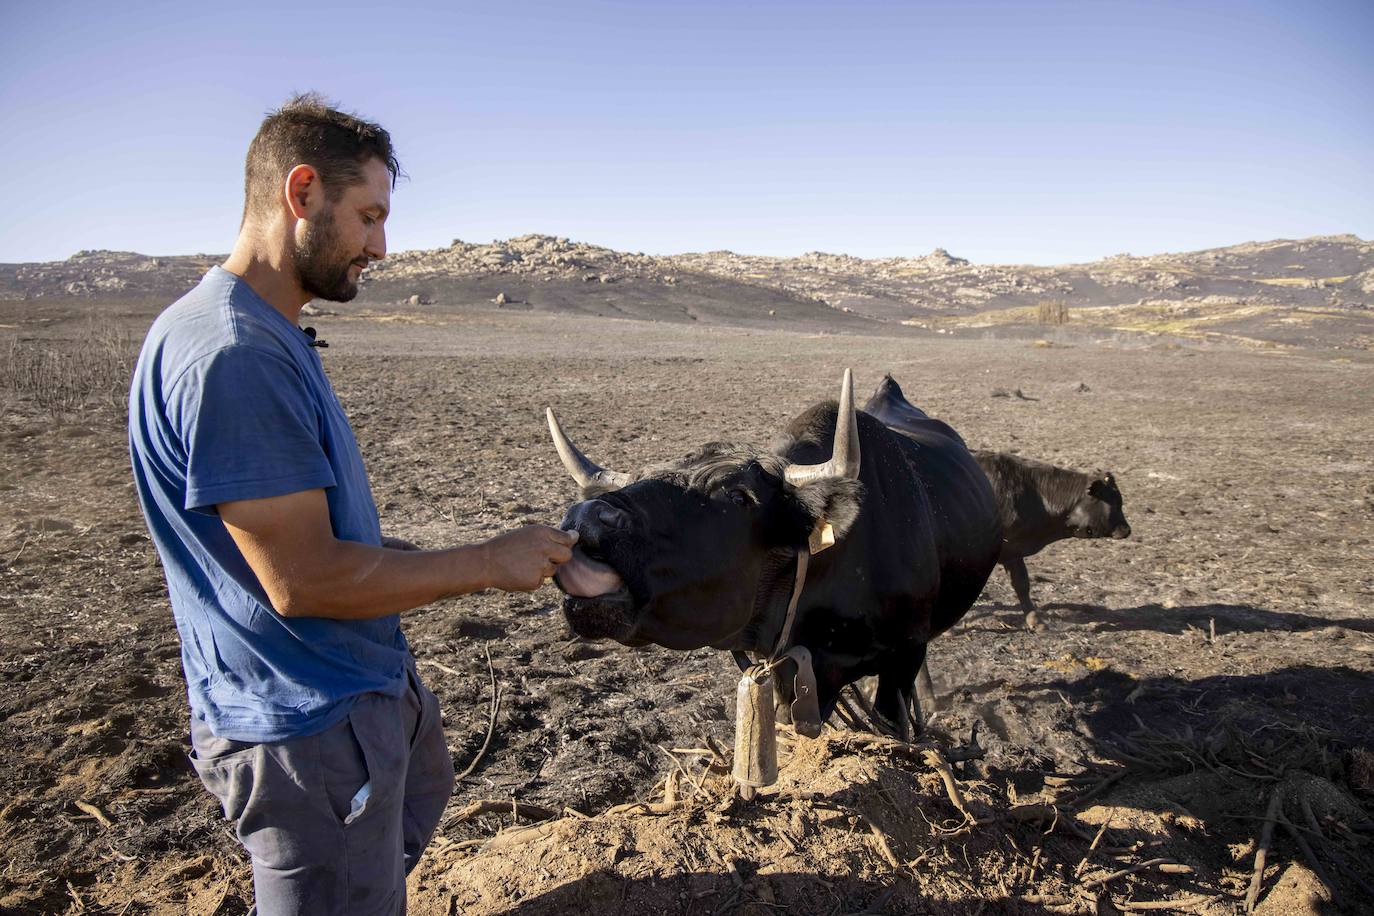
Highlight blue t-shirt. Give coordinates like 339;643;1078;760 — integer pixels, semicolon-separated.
129;267;409;743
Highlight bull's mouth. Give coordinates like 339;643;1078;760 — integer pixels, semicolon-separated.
554;544;639;641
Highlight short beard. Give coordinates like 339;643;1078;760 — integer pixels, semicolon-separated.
294;207;361;303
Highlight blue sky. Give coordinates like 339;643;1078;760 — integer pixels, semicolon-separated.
2;0;1371;265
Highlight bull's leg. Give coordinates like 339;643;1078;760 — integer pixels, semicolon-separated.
875;643;927;742
915;655;936;718
1004;557;1039;629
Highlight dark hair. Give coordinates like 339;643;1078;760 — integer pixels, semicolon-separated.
242;92;401;222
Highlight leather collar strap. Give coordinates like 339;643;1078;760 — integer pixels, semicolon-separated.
768;549;809;663
733;547;809;672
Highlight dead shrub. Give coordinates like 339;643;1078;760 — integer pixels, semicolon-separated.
0;322;137;417
1037;299;1069;325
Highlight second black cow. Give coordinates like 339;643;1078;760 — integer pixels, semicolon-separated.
863;374;1131;631
973;451;1131;628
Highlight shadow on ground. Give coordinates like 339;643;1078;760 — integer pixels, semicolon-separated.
1041;602;1374;637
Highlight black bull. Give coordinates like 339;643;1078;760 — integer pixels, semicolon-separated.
547;371;1003;733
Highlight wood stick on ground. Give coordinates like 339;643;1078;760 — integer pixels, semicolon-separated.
604;799;681;817
451;800;560;823
920;749;984;824
66;881;87;914
455;645;502;781
1118;895;1220;912
1006;802;1099;842
446;838;487;852
73;799;115;828
483;822;556;851
688;758;716;796
1081;857;1179;889
1291;791;1374;896
1277;813;1339;906
1306;831;1374;899
704;734;730;768
857;815;900;868
1245;787;1284;913
420;658;462;678
654;745;691;802
1297;792;1324;840
1024;846;1043;887
1062;771;1126;808
1075;809;1116;877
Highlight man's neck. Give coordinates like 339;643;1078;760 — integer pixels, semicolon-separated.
222;230;312;325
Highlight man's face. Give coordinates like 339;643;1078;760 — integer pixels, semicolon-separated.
294;157;391;303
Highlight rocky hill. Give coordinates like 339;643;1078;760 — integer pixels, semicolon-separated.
3;234;1371;348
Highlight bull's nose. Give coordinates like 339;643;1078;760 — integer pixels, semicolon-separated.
561;499;631;534
1113;524;1132;539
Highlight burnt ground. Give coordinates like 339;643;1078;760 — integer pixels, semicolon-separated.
1;302;1372;914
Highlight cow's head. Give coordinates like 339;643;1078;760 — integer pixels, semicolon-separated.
1067;472;1131;540
547;371;864;651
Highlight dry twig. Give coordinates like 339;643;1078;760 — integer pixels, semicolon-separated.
920;749;986;825
1075;809;1116;877
419;658;462;678
1245;787;1284;913
73;799;115;828
1118;895;1220;912
455;645;502;781
451;800;559;823
1277;812;1338;905
483;822;556;851
1081;857;1184;889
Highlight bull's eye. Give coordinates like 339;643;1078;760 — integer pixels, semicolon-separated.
727;488;750;507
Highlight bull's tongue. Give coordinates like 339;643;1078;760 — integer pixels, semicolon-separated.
555;545;624;598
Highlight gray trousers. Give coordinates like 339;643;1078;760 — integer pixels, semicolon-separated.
190;667;456;915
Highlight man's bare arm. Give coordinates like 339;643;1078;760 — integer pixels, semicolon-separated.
219;489;576;620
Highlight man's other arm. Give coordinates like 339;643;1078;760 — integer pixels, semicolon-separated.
219;489;577;620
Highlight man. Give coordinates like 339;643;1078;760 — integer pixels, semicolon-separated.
128;94;578;915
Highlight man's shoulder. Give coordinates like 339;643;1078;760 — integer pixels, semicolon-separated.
146;269;298;382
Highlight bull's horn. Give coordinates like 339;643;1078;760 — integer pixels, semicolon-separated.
784;369;861;485
546;408;633;490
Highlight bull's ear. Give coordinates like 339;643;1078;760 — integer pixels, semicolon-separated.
790;476;864;543
1088;477;1111;498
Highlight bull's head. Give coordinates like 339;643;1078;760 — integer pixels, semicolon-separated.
546;371;864;651
1067;472;1132;540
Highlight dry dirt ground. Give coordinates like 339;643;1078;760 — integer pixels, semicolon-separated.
1;301;1372;915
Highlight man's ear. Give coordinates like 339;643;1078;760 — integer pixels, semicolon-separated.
790;476;864;541
283;164;323;220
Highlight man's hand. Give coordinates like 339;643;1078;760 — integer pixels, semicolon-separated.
480;526;579;592
220;490;579;619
